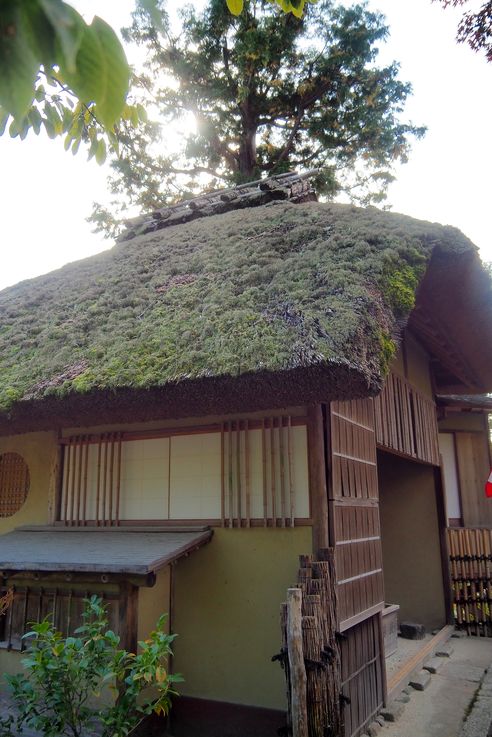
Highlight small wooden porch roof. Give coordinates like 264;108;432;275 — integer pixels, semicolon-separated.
0;527;212;576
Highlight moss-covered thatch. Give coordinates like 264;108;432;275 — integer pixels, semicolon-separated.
0;201;475;429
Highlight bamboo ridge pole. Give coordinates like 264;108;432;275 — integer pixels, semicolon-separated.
287;587;308;737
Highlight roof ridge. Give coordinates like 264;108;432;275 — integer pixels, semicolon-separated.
118;169;319;243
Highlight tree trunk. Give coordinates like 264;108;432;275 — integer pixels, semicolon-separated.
238;123;257;180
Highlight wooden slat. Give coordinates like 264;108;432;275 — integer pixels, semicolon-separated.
374;371;439;466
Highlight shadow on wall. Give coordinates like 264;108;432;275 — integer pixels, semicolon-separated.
378;450;446;632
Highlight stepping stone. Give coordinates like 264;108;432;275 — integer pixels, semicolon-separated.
375;715;386;726
400;621;426;640
423;657;444;674
395;693;410;704
380;701;405;722
366;722;382;737
409;670;431;691
435;643;454;658
451;629;467;638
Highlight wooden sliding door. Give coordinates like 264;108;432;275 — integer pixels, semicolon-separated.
328;399;386;737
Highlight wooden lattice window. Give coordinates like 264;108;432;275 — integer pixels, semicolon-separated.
0;585;119;651
0;452;30;517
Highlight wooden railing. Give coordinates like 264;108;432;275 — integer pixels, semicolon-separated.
374;372;440;466
447;527;492;635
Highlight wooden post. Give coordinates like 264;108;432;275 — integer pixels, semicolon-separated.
49;440;64;525
287;587;308;737
307;404;329;556
434;464;453;625
118;581;138;653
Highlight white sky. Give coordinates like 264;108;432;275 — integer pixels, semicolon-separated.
0;0;491;291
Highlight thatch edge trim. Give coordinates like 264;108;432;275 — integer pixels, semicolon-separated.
0;360;379;437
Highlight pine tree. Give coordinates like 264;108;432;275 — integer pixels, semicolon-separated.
90;0;425;237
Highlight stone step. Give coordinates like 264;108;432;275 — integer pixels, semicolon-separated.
409;670;432;691
423;657;444;674
380;701;405;722
435;643;454;658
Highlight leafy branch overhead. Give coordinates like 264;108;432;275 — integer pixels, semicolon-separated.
91;0;425;237
436;0;492;61
0;0;133;162
0;0;309;165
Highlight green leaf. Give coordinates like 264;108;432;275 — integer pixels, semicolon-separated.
137;103;148;123
28;107;43;134
0;108;9;136
62;16;130;130
137;0;165;32
0;2;40;120
38;0;85;74
226;0;243;16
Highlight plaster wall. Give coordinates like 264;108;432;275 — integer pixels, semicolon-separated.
378;451;445;631
0;431;56;534
172;526;312;710
138;567;171;640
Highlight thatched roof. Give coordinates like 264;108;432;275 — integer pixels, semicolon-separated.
1;188;491;435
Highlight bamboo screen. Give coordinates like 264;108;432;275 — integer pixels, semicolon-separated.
340;614;385;737
0;452;30;518
447;528;492;636
374;371;440;466
58;417;309;526
0;585;118;651
329;400;385;630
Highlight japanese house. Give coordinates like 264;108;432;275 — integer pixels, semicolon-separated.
0;173;491;737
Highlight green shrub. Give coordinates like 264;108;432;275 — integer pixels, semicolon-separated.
0;595;182;737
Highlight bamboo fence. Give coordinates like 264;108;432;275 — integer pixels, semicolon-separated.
447;527;492;636
277;549;342;737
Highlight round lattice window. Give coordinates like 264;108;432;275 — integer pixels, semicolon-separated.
0;453;30;517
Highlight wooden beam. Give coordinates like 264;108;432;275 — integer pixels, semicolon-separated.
118;581;139;653
50;440;64;525
307;404;329;556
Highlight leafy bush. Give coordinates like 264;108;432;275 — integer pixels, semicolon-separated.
0;595;182;737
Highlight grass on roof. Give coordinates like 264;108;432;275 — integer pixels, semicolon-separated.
0;201;473;413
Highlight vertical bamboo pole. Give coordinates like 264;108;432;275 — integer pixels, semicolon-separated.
69;437;78;525
307;405;329;556
108;434;115;525
271;417;277;527
75;437;83;526
288;416;295;527
82;437;89;525
287;588;308;737
236;420;242;526
262;419;268;527
280;417;286;528
62;440;72;525
102;435;109;527
115;434;122;527
95;437;102;527
221;423;225;527
227;421;233;527
245;419;251;527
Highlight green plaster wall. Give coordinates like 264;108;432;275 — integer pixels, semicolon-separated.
138;568;171;641
172;526;312;709
378;451;445;631
0;431;56;534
